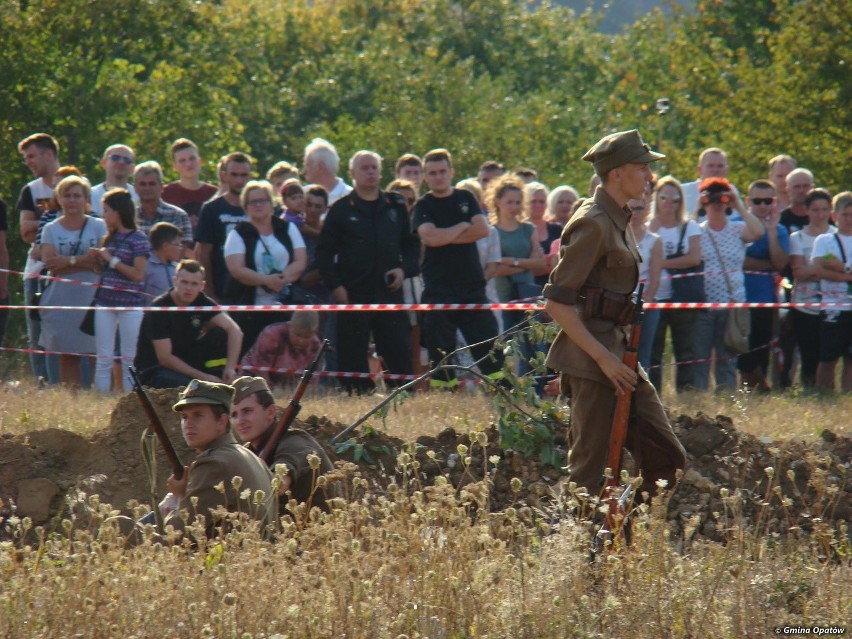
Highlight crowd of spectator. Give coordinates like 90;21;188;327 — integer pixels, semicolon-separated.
3;132;851;394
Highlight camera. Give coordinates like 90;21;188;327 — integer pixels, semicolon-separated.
702;191;730;205
656;98;670;115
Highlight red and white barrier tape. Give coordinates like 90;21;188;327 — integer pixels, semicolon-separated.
2;268;157;297
3;300;852;312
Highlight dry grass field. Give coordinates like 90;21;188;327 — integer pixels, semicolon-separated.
1;380;850;638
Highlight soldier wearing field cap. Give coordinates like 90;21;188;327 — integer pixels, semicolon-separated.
159;379;277;536
543;130;686;501
231;376;337;513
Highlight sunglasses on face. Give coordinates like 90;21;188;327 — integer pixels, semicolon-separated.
247;198;270;207
108;154;134;165
659;194;681;203
750;197;775;206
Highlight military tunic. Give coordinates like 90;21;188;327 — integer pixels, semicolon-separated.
543;187;686;498
248;422;338;513
165;431;277;536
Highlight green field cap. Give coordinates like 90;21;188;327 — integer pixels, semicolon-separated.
582;129;665;176
172;379;235;412
232;376;272;405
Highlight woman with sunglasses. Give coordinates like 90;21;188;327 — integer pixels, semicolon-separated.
693;177;763;392
647;176;701;393
224;180;307;355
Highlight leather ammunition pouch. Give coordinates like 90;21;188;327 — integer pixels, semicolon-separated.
579;286;635;326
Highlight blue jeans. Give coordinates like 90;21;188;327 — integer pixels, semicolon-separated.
638;307;660;373
24;277;60;385
693;310;737;392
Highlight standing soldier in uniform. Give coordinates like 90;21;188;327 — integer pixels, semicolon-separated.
543;130;686;501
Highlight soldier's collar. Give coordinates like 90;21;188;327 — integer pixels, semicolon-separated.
594;187;630;231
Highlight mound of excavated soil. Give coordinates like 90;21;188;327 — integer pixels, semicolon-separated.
1;392;849;544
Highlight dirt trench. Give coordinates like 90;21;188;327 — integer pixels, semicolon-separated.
1;389;849;543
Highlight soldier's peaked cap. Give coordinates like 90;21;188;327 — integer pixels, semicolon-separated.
172;379;235;412
582;129;665;176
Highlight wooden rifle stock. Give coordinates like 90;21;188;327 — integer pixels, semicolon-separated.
259;339;329;463
128;366;184;479
603;284;644;536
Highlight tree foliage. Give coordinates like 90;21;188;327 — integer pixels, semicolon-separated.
0;0;847;316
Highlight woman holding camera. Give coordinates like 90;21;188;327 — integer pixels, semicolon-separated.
224;180;307;355
693;177;763;392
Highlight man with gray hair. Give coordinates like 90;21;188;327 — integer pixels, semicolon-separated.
303;137;352;206
134;160;193;253
776;167;815;388
768;154;796;213
779;167;815;233
316;150;419;393
90;143;139;215
681;146;744;218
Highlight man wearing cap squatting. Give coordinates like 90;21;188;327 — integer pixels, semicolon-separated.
543;130;686;502
159;380;277;537
231;376;337;513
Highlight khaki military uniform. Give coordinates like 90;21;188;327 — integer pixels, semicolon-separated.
165;431;277;536
543;187;686;498
249;423;338;513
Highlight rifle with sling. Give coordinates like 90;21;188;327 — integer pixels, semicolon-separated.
259;339;329;463
129;366;184;479
597;283;644;550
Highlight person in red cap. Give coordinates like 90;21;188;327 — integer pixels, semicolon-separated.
543;129;686;502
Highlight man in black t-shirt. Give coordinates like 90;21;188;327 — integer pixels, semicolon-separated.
413;149;504;388
135;260;243;388
779;168;815;234
196;152;252;300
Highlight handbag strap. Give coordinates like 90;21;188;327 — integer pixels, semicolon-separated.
677;222;688;255
706;226;736;300
70;216;90;256
834;234;847;264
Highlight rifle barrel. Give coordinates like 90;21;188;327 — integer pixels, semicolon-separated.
129;366;184;479
259;340;329;463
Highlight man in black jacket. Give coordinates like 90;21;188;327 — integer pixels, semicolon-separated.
316;151;419;393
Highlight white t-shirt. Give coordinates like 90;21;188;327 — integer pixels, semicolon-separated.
811;231;852;306
789;227;836;314
700;220;748;303
22;178;55;276
223;223;305;305
636;229;660;289
90;183;139;216
655;220;702;301
477;225;502;304
326;178;353;206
